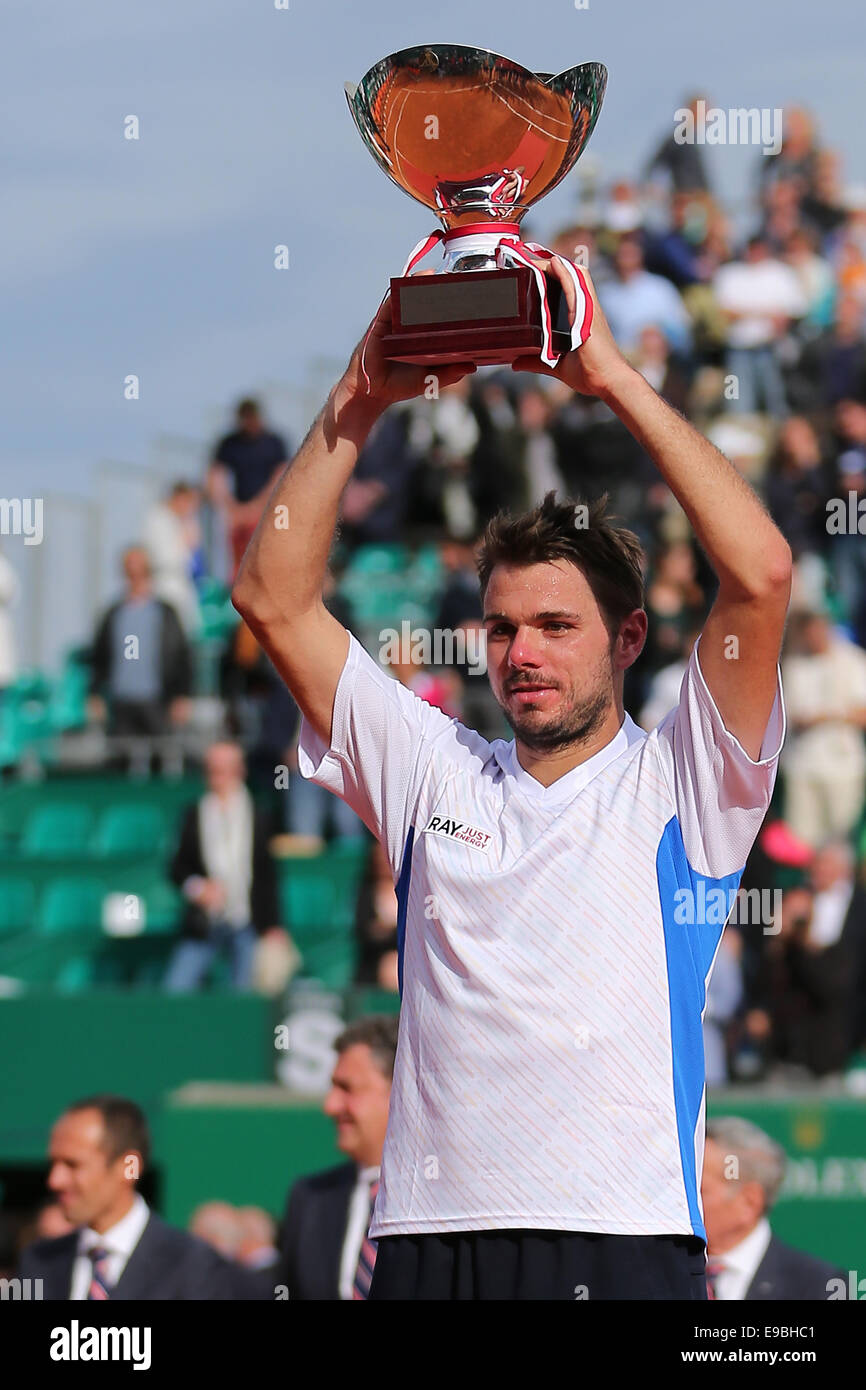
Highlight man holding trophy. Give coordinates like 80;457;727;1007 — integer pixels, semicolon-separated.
232;47;790;1300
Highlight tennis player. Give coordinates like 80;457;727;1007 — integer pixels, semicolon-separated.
232;258;791;1300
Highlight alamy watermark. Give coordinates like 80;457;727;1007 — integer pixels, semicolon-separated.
379;621;487;675
674;101;783;156
673;885;782;933
0;497;43;545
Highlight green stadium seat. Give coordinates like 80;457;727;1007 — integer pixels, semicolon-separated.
0;877;37;935
21;804;95;859
49;654;89;732
35;877;106;934
92;804;168;857
346;544;408;577
138;879;182;934
278;845;366;987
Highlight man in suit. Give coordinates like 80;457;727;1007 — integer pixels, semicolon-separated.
88;545;193;739
18;1094;238;1299
163;740;285;991
809;838;866;1055
278;1015;398;1300
701;1116;845;1299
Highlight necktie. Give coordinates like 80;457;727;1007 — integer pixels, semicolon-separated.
352;1178;379;1301
87;1246;113;1300
705;1258;725;1300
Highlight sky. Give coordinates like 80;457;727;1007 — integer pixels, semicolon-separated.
5;0;866;506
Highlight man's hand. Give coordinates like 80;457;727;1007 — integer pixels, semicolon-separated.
87;694;106;724
331;288;478;424
510;256;631;398
187;878;226;912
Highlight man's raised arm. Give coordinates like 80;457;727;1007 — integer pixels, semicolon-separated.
231;299;475;744
513;258;793;761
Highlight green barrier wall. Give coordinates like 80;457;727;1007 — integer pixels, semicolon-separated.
0;992;276;1161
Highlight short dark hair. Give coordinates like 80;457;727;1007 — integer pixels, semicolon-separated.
64;1095;150;1174
237;398;260;418
477;491;645;639
334;1015;399;1080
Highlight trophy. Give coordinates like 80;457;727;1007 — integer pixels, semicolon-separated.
344;44;607;369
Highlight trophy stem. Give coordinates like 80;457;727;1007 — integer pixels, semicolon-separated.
440;223;523;274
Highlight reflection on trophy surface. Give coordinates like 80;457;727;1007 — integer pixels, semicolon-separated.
345;45;607;366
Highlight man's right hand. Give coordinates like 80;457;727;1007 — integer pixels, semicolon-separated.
189;878;226;912
330;290;477;422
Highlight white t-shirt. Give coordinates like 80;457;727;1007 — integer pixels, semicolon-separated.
782;638;866;778
299;634;785;1240
713;259;806;348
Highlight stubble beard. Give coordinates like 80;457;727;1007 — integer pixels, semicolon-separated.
497;649;616;754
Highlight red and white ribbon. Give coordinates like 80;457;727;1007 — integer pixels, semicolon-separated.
359;229;592;390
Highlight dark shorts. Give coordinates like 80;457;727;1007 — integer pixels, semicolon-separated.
368;1229;709;1301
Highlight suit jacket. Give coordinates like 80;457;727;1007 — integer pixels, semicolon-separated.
745;1235;846;1301
170;801;280;938
89;598;192;701
840;884;866;1052
18;1211;243;1300
278;1162;356;1301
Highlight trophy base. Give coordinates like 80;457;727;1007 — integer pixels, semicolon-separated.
382;266;573;367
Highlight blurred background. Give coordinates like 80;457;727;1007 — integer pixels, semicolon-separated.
2;0;866;1288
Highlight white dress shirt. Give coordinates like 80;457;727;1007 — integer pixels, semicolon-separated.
70;1193;151;1299
338;1165;380;1301
810;880;854;948
710;1216;773;1301
198;788;254;928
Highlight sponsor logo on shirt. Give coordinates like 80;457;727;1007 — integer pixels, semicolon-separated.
423;815;492;853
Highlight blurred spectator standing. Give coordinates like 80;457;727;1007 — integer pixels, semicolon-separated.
783;228;836;334
789;294;866;423
277;1016;397;1300
644;96;713;195
208;399;291;577
763;418;832;565
809;839;866;1055
754;884;854;1080
757;107;819;207
641;540;707;688
599;233;692;357
827;403;866;644
88;545;192;739
702;1117;843;1299
781;609;866;845
163;740;285;992
142;481;203;636
713;235;806;417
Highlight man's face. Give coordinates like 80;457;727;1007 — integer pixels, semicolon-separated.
123;549;151;589
701;1139;764;1253
811;848;850;893
323;1044;391;1167
206;744;244;796
615;239;642;278
802;615;831;655
483;560;630;753
47;1110;131;1230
